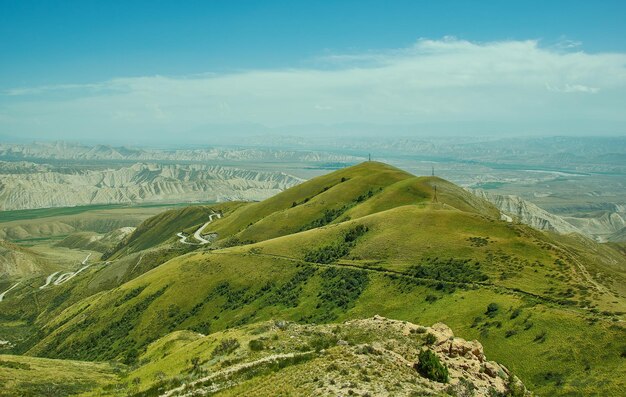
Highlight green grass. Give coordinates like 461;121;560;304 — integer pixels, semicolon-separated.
2;161;625;396
0;201;216;224
0;354;123;396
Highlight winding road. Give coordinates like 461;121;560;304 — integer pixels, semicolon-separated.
40;253;94;289
0;282;20;302
39;271;61;289
177;212;222;245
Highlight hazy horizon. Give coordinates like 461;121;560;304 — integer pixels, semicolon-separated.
2;1;626;143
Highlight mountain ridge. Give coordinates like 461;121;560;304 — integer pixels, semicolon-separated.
1;161;624;396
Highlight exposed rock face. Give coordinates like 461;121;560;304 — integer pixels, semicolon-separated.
425;322;514;395
564;212;626;241
0;161;303;211
471;189;582;235
472;189;626;242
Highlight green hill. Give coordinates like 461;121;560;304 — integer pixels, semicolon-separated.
1;162;625;396
107;202;246;258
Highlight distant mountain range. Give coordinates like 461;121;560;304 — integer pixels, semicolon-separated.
0;161;303;211
0;141;363;163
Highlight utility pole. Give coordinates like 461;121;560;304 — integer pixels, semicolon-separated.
368;153;371;162
432;166;435;176
432;184;438;203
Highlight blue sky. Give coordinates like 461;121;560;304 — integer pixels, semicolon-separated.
1;1;626;143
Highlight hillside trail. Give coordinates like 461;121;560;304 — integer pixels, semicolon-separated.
548;241;611;296
239;251;613;320
177;212;221;245
160;351;314;397
0;282;20;302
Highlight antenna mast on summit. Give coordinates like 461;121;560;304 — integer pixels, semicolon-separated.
368;153;371;162
432;166;435;176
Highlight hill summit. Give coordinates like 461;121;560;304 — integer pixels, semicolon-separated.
1;161;624;396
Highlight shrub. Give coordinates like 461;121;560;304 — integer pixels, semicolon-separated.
414;350;448;383
248;339;264;351
211;338;240;358
0;360;30;370
534;330;547;343
424;333;437;345
425;294;438;303
308;334;338;352
505;329;518;338
486;303;500;318
510;308;522;320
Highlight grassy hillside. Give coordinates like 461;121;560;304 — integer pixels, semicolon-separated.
99;317;529;396
0;240;52;280
108;202;247;258
4;318;530;397
0;354;122;396
2;162;625;396
209;162;413;244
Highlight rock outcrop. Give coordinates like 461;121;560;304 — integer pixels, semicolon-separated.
472;189;626;242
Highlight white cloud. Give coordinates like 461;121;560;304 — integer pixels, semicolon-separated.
546;83;600;93
2;38;626;141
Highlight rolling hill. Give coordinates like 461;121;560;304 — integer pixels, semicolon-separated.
1;162;624;396
0;240;50;279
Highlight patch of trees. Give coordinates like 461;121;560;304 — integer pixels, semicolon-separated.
300;189;380;232
114;285;147;307
304;225;369;264
304;243;350;264
407;257;488;283
265;266;317;307
304;268;369;323
301;207;352;231
221;237;255;248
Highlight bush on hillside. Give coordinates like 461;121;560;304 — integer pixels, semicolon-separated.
424;333;437;345
303;225;369;264
248;339;265;351
408;257;488;283
304;243;350;264
211;338;240;358
486;303;500;318
414;349;448;383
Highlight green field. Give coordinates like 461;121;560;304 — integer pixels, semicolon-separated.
0;201;216;223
